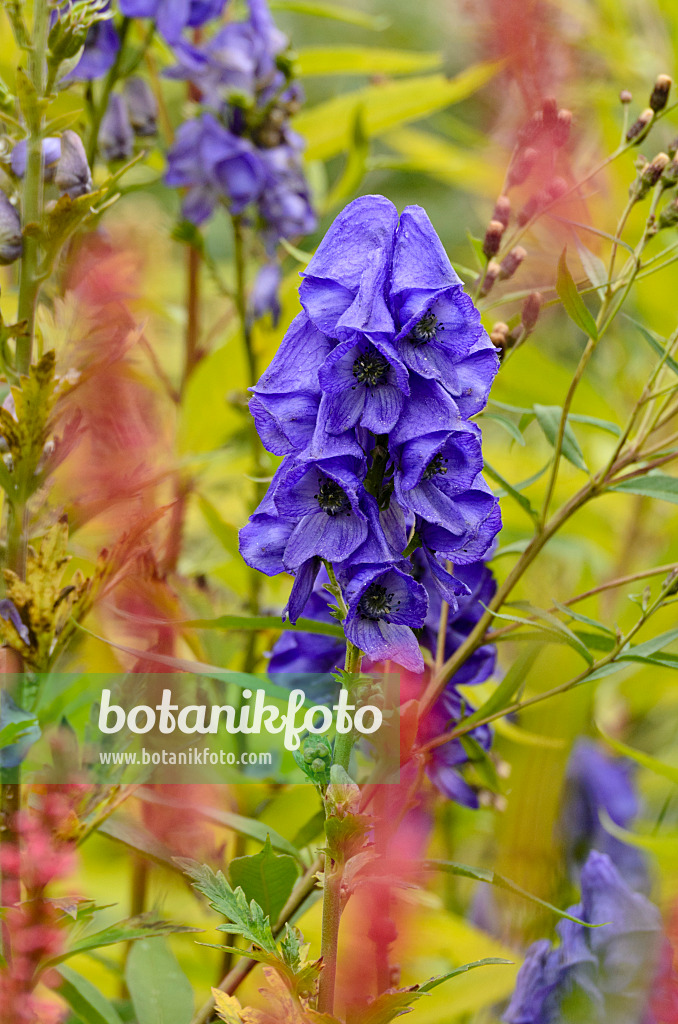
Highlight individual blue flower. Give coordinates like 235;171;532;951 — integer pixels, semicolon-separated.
165;113;266;223
123;77;158;137
343;564;427;672
394;422;484;525
505;851;662;1024
55;130;93;199
418;476;503;567
318;337;409;435
99;93;135;162
10;138;62;179
0;191;23;265
560;739;649;893
119;0;228;43
272;456;369;569
257;140;316;250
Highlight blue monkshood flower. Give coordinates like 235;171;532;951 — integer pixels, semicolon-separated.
165;113;267;223
418;476;503;567
317;337;410;436
0;191;23;265
343;564;427;672
119;0;228;43
99;93;135;162
55;131;93;198
505;851;662;1024
271;457;368;563
66;10;120;80
123;77;159;137
166;0;287;105
560;739;649;893
394;422;484;526
257;140;316;252
10;138;62;179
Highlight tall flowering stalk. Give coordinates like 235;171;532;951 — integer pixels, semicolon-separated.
239;193;502;1011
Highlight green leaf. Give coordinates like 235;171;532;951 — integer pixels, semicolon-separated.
481;413;526;446
596;726;678;786
609;473;678;505
418;959;513;992
325;104;369;210
625;315;678;378
296;46;442;77
484;460;538;522
556;248;598;339
575;241;608;299
619;626;678;660
47;915;199;967
424;861;599;926
551;601;615;636
176;859;277;952
295;63;502;161
185;614;345;640
460;734;503;793
599;811;678;858
55;966;124;1024
125;939;194;1024
379;128;501;194
229;837;299;922
269;0;389;30
567;413;621;437
197;495;239;557
533;404;588;472
460;648;539;728
509;601;595;665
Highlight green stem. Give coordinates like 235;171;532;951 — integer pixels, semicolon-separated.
332;641;362;773
317;865;343;1014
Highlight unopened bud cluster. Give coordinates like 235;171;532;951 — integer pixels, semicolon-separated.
625;75;672;145
490;292;543;360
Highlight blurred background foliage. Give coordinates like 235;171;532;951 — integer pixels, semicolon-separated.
2;0;678;1021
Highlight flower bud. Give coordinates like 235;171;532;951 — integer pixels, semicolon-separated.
546;176;568;201
0;190;22;265
10;137;61;181
649;74;672;113
521;291;543;332
123;77;158;137
633;152;670;200
507;147;538;188
553;109;572;147
492;194;511;229
490;321;510;356
541;96;558;129
99;94;134;162
477;260;500;297
517;194;540;225
517;113;543;147
626;108;654;144
619;89;633;104
668;136;678;157
662;155;678;187
498;246;527;280
482;218;505;258
55;130;93;199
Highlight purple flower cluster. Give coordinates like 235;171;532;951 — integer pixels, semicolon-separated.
240;194;501;674
164;0;315;253
505;851;662;1024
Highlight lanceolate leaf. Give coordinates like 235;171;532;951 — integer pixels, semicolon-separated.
609;473;678;506
418;959;513;992
270;0;389;29
295;63;502;161
45;914;199;967
626;315;678;378
533;404;588;472
185;614;345;640
460;647;539;728
55;967;124;1024
596;726;678;786
296;46;442;77
424;861;599;926
125;939;195;1024
556;248;598;339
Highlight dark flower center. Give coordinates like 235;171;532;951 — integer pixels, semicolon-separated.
358;583;396;620
423;453;448;480
410;310;443;345
315;478;351;517
352;350;389;388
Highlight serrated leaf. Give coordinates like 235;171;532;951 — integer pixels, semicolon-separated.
596;726;678;786
212;990;244;1024
230;837;299;922
125;939;194;1024
609;473;678;505
177;859;277;952
295;63;502;161
297;46;441;77
55;966;124;1024
533;404;588;472
556;248;598;339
